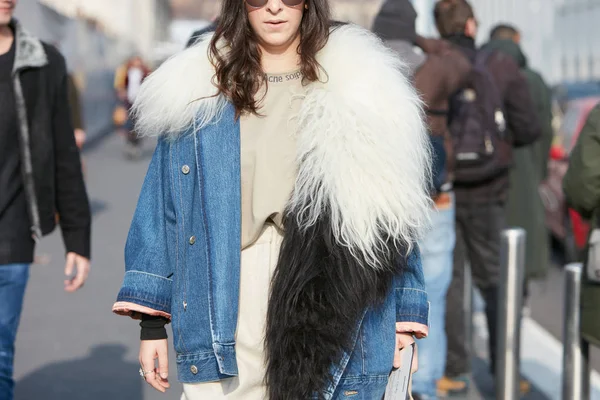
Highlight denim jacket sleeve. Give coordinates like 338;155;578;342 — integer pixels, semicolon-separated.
395;246;430;338
113;137;175;320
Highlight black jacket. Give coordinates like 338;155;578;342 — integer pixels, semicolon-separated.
11;20;91;258
186;23;217;48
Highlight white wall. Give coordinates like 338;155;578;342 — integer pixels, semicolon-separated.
554;0;600;82
14;0;106;71
331;0;383;28
35;0;171;61
458;0;557;83
14;0;70;44
411;0;438;36
438;0;597;84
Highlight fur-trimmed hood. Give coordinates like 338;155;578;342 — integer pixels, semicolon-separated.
11;19;48;73
134;23;432;263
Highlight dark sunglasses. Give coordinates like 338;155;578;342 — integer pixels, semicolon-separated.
245;0;305;8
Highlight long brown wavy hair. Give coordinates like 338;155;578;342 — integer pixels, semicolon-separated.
209;0;332;116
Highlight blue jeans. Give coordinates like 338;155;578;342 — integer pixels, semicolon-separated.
412;196;456;399
0;264;30;400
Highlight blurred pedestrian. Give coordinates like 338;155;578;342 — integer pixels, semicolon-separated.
114;55;151;160
186;16;219;48
67;72;88;176
433;0;541;395
112;0;432;398
0;2;92;399
373;1;470;399
68;73;86;150
484;24;553;282
564;104;600;350
51;42;86;161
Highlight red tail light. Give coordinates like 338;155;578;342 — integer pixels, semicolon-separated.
550;145;566;161
569;209;591;249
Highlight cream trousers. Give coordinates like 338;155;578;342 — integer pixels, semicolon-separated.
181;225;282;400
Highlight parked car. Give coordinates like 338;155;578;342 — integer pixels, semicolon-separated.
539;96;600;262
553;81;600;113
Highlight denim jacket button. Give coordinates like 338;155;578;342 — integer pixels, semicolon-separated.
181;165;190;175
189;236;196;245
190;365;198;375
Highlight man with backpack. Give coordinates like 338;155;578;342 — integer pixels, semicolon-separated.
372;1;471;399
432;0;541;395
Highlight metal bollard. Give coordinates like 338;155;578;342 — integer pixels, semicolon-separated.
496;228;526;400
464;263;474;366
563;263;590;400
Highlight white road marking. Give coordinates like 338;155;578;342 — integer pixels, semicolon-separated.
473;311;600;399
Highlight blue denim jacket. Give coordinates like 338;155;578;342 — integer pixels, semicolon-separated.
114;103;429;398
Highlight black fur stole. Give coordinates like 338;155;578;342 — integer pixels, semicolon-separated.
265;210;402;399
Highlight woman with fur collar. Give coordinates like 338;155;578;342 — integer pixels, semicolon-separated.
113;0;432;399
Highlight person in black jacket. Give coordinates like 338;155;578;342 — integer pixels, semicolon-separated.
0;3;91;398
433;0;541;396
67;73;86;150
186;20;218;48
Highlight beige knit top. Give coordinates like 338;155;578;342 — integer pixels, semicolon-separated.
240;70;305;250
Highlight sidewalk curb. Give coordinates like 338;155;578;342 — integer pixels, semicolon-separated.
473;311;600;400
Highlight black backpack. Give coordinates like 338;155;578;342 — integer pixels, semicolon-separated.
449;50;512;184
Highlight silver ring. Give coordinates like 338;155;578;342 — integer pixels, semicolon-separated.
139;368;154;379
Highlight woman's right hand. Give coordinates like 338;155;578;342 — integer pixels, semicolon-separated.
140;339;171;393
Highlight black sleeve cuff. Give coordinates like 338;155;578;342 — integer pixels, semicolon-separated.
62;226;91;259
140;314;169;341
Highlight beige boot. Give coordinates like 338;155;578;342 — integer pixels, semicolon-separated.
437;376;468;396
520;379;531;395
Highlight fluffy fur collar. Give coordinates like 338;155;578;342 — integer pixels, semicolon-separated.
133;23;432;266
12;19;48;73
